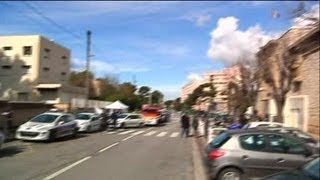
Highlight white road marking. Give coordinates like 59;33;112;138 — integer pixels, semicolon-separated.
43;156;91;180
119;130;135;135
98;142;119;153
122;135;135;141
170;132;179;138
156;132;167;137
132;130;145;136
144;131;157;136
106;131;116;135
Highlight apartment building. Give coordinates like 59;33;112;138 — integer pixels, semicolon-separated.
181;66;240;112
0;35;86;105
256;26;319;138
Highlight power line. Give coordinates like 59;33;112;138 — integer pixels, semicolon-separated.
22;1;82;40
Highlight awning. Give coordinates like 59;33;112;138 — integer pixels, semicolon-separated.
35;84;62;89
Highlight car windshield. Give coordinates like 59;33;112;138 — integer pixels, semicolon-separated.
76;114;92;120
118;114;128;119
30;114;59;123
208;132;231;150
303;158;320;179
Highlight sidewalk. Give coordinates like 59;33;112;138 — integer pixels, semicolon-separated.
192;129;210;180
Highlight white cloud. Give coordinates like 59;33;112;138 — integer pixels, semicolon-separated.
183;14;212;26
292;4;319;28
187;73;204;81
72;58;150;77
152;85;183;100
207;16;275;65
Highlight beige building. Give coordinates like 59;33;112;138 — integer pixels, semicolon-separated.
0;35;86;105
181;66;240;112
256;26;319;138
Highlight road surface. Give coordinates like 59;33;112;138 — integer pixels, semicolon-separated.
0;115;194;180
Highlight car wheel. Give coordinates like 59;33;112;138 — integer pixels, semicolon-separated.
120;123;126;128
218;168;242;180
139;122;144;128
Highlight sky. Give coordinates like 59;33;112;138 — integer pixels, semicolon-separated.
0;1;319;100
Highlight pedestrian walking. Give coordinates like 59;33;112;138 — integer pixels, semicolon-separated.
192;115;199;136
111;110;118;130
180;113;190;138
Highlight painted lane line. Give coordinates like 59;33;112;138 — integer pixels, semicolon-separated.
132;130;145;136
170;132;179;138
156;132;167;137
98;142;119;153
144;131;157;136
44;156;91;180
119;130;135;135
122;135;135;141
106;131;116;135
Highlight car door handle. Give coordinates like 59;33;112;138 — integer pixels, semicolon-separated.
277;158;285;163
242;155;249;160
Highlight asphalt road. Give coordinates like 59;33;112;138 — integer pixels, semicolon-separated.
0;115;194;180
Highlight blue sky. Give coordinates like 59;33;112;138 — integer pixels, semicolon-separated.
0;1;318;100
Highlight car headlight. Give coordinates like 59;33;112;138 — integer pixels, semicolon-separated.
80;122;89;126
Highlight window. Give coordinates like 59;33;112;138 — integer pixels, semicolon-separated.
239;134;267;151
61;56;67;59
207;132;231;151
2;65;12;69
268;135;305;154
3;46;12;51
61;72;66;75
43;67;50;71
21;65;31;69
23;46;32;55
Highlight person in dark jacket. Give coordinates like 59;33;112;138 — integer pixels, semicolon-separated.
192;115;199;135
111;110;119;129
180;113;190;138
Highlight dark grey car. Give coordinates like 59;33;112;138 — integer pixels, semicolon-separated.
205;129;317;180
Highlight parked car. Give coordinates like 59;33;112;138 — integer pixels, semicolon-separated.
75;113;102;132
16;112;78;142
0;130;5;149
242;121;283;129
109;113;144;128
205;129;316;180
262;157;319;180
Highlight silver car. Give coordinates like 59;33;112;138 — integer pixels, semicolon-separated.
205;129;316;180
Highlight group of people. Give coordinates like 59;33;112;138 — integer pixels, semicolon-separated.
180;113;199;138
101;110;121;130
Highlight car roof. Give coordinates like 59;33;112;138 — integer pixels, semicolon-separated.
248;121;283;125
43;112;69;116
226;128;290;136
77;112;95;115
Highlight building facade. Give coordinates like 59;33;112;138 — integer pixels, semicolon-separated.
0;35;86;105
181;66;240;112
256;26;319;138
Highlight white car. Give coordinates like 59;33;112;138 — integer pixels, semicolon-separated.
242;121;283;129
16;112;78;141
110;113;144;128
75;113;102;132
0;130;5;149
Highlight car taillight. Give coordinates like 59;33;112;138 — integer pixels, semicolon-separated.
209;150;225;160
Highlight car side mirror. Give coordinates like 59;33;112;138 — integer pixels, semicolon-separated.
58;121;64;126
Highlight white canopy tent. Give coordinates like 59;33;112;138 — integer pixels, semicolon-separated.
105;100;128;110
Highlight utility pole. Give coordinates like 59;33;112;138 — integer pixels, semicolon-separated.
85;30;91;108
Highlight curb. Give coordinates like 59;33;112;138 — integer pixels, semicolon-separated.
192;134;209;180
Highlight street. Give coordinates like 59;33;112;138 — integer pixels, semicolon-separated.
0;115;194;180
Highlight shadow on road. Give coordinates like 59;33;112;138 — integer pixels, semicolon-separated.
0;145;25;158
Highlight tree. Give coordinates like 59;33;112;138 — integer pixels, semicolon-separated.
226;61;259;119
184;83;216;109
137;86;151;97
173;97;182;111
164;100;174;108
151;90;164;104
